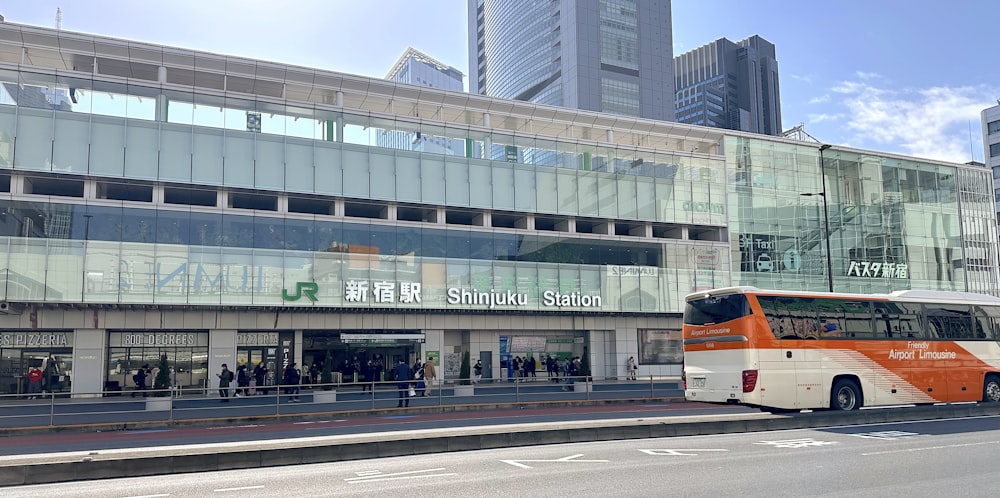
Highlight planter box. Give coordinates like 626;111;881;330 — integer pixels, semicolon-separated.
453;385;475;397
573;382;593;393
145;397;172;411
313;391;337;403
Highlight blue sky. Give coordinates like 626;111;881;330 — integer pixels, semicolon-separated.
4;0;998;163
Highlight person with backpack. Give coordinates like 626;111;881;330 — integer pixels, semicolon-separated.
216;364;233;402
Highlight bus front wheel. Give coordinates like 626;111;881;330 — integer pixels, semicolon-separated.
831;379;862;411
983;375;1000;403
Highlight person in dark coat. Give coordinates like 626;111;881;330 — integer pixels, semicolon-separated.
282;362;301;402
394;359;412;408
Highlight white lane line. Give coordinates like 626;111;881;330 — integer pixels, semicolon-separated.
346;473;457;484
214;485;265;492
861;440;1000;456
345;468;448;482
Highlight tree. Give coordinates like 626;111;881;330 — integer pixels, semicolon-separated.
459;351;472;385
153;354;171;397
320;351;333;390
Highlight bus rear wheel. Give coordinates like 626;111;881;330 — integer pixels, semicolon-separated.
983;375;1000;403
831;379;862;411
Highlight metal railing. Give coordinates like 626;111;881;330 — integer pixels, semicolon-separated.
0;376;682;430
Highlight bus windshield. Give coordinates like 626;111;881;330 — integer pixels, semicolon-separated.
684;294;750;326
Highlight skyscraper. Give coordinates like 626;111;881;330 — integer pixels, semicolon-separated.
674;35;782;136
382;47;466;155
468;0;675;121
386;47;464;91
983;104;1000;233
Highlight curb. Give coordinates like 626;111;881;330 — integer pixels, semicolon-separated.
2;402;999;486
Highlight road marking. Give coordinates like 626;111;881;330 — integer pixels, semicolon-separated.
214;486;264;492
848;430;923;440
345;468;453;483
124;494;170;498
862;440;1000;456
639;449;729;456
500;453;609;469
755;438;838;449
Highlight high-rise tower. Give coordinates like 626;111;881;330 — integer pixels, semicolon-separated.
468;0;675;121
674;35;782;135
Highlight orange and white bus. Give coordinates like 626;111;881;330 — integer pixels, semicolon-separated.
682;287;1000;411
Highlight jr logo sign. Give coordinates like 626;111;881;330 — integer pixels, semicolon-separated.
281;282;319;302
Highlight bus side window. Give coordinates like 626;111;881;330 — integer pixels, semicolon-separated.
973;306;993;339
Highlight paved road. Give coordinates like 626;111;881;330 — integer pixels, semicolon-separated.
6;415;998;496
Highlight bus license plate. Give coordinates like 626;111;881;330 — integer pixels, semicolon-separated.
691;377;706;388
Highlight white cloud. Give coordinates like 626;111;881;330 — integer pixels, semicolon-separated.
807;95;831;104
818;75;997;163
806;112;844;124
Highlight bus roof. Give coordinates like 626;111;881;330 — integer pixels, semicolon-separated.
684;286;1000;305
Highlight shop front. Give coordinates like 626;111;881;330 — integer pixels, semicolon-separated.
106;331;209;394
236;331;289;391
0;330;74;395
302;331;425;385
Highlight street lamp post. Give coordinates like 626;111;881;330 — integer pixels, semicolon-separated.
815;144;834;292
802;145;834;292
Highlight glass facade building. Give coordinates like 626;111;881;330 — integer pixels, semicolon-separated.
0;22;994;396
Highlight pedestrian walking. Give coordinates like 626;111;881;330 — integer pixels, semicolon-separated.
282;362;301;402
626;356;637;381
394;359;412;408
252;361;266;395
216;364;233;402
473;359;483;384
422;359;437;396
131;364;149;398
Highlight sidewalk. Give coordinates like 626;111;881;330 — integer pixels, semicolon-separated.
0;378;684;432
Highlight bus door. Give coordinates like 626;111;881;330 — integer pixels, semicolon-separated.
922;304;978;402
785;300;824;408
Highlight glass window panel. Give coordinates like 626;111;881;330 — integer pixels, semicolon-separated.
253;217;285;250
285;139;314;193
313;141;343;196
492;164;515;211
255;134;285;189
369;148;395;201
52;112;90;173
223;131;255;188
421;155;446;205
159;123;193;182
156;210;190;245
192;128;224;185
122;120;159;179
14;108;53;171
468;160;493;209
189;211;222;247
536;168;557;213
556;170;578;215
445;158;470;206
394;151;421;202
514;165;536;211
578;172;599;216
342;145;370;198
221;214;255;248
